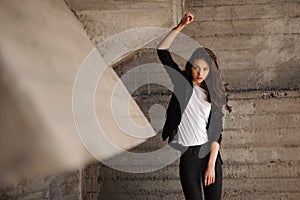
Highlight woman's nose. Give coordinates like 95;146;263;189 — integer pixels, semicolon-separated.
197;70;202;76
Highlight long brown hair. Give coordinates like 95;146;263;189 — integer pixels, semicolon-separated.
185;47;232;112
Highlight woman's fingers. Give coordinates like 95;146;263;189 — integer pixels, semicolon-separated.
204;176;208;186
210;176;215;185
187;15;194;24
181;13;194;25
185;13;194;21
204;175;215;186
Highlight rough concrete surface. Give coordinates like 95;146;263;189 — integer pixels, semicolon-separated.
65;0;182;44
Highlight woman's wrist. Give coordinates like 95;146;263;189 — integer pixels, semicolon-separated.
207;161;216;169
173;23;185;32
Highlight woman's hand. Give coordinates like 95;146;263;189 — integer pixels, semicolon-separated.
180;12;194;26
204;141;219;186
157;12;194;49
204;165;215;186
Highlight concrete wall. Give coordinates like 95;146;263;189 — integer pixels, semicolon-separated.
222;91;300;199
0;171;81;200
65;0;182;44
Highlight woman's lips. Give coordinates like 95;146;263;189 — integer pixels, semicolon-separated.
196;77;203;80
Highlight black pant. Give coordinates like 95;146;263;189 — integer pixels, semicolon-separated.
179;145;223;200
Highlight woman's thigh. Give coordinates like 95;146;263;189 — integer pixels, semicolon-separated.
179;147;205;200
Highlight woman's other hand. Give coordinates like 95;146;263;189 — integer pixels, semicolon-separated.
204;165;215;186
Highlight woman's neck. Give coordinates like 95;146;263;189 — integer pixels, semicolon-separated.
193;80;205;89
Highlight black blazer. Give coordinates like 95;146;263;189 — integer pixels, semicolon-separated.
157;49;224;146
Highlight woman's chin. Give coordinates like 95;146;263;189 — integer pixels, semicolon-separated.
193;79;203;85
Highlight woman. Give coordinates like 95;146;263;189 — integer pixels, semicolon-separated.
157;13;231;200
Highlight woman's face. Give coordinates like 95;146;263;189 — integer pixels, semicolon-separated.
191;59;210;86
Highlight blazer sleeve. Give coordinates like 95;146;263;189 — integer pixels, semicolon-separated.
157;49;184;85
208;106;225;145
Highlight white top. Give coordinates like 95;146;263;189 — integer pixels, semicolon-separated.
176;82;211;146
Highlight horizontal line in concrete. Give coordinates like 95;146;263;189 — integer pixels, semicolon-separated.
228;95;300;101
222;73;299;91
132;89;300;100
187;0;297;7
96;177;300;194
223;177;300;192
98;165;179;181
227;97;300;114
224;159;300;166
225;112;300;118
222;147;300;163
192;33;300;51
223;160;300;178
98;179;181;194
194;32;300;38
189;1;299;8
224;113;299;130
221;58;299;69
185;17;300;36
98;191;184;200
195;15;300;23
222;191;300;200
65;0;172;12
97;160;300;181
225;176;300;180
222;127;300;148
190;2;300;21
227;90;300;100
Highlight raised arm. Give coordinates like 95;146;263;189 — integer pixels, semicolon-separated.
157;13;194;83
